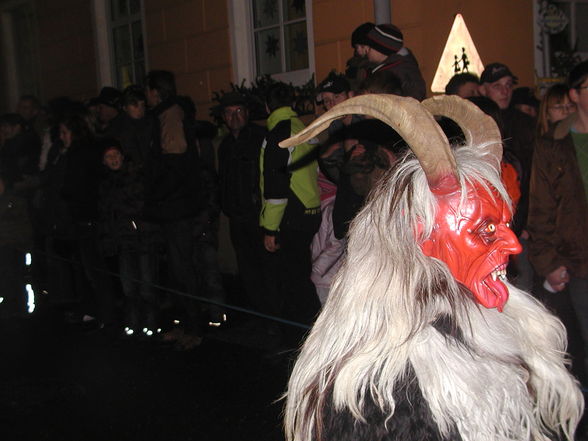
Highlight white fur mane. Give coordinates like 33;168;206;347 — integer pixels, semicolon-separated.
284;145;584;441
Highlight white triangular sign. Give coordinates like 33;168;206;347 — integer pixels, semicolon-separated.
431;14;484;93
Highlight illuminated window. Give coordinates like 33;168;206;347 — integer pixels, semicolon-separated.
109;0;146;88
228;0;315;86
252;0;309;76
536;0;588;79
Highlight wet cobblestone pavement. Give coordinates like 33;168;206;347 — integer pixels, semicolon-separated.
0;302;292;441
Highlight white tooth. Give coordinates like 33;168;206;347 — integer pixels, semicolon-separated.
491;271;497;281
499;274;506;281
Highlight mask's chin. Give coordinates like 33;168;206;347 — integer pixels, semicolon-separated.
472;273;509;312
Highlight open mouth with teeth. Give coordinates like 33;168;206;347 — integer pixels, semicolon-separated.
478;263;509;311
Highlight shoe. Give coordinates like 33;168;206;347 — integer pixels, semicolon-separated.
208;313;228;328
174;333;203;351
120;326;136;340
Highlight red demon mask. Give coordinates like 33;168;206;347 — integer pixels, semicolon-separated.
421;181;522;311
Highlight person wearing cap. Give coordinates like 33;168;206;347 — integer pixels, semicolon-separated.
478;62;519;110
217;92;268;312
317;72;352;111
114;85;152;168
310;72;355;304
528;61;588;379
363;23;426;100
95;86;124;137
480;62;536;292
351;22;375;58
345;23;376;88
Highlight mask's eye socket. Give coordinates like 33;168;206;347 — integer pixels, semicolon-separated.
485;223;496;233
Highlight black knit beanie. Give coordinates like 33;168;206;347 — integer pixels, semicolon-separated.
365;24;403;55
351;22;375;47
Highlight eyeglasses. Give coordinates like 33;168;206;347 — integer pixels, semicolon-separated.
549;104;576;111
223;107;245;116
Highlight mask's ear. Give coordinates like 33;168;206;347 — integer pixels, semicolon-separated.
416;219;434;257
420;238;434;257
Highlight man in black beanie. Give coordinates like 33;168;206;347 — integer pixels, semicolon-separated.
346;22;376;88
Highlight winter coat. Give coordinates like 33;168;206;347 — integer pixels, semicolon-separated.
0;131;40;247
143;98;203;222
259;106;321;234
501;107;536;234
371;48;426;101
107;113;152;168
60;138;103;224
527;113;588;278
218;123;266;222
37;143;74;237
98;162;160;255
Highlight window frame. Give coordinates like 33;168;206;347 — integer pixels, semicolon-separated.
107;0;147;88
92;0;148;88
534;0;588;80
228;0;315;86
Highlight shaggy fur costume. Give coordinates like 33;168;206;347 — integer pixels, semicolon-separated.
284;145;584;441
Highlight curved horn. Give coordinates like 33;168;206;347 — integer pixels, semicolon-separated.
422;95;502;171
279;94;457;188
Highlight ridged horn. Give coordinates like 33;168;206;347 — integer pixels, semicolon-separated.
279;94;457;187
422;95;502;171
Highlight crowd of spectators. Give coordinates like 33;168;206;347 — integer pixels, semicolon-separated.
2;21;588;370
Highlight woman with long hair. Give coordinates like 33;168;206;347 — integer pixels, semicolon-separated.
537;83;575;136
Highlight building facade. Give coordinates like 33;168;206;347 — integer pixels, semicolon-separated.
0;0;571;115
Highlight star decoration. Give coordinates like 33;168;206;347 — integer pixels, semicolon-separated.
265;34;280;58
292;31;307;55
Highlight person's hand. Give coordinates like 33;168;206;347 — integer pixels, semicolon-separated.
264;234;280;253
545;266;570;292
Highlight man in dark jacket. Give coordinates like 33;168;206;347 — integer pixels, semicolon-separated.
218;92;267;311
112;86;152;168
364;24;426;100
260;83;321;348
144;70;214;350
479;62;536;291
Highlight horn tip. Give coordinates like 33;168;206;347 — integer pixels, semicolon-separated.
278;139;295;148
